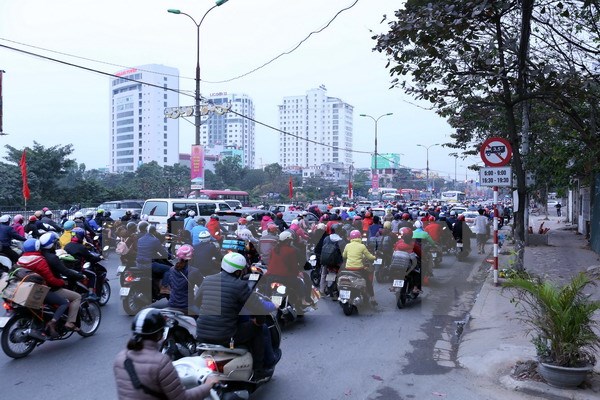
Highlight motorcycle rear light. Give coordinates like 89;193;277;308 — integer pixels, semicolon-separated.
124;273;141;283
3;302;12;311
270;282;281;290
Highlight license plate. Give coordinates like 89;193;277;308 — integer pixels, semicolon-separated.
119;287;130;296
326;273;337;282
457;243;464;248
339;290;351;300
271;295;283;307
374;259;382;265
117;265;126;274
393;279;405;288
248;273;260;281
0;316;10;329
361;238;367;242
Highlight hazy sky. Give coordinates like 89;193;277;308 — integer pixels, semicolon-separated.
0;0;482;181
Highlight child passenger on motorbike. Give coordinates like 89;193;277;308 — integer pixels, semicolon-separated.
342;230;377;306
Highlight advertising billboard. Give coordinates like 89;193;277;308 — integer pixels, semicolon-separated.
371;153;401;169
190;145;204;189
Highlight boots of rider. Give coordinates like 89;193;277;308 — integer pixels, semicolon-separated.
56;288;81;329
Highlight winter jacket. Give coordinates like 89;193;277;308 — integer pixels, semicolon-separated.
342;238;376;270
320;234;345;267
167;264;197;310
190;242;221;276
258;233;278;265
266;243;302;277
424;222;444;243
367;223;382;239
361;216;373;233
17;251;65;289
195;271;263;342
190;224;209;246
41;248;84;281
64;241;102;265
274;217;289;233
41;216;63;233
206;220;222;241
183;216;196;233
0;224;26;247
113;340;212;400
136;233;168;265
260;216;273;232
11;222;25;237
412;228;437;247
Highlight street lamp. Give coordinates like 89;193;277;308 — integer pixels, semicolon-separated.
168;0;229;146
416;143;440;194
359;113;393;189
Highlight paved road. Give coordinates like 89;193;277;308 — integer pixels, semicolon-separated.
1;237;525;399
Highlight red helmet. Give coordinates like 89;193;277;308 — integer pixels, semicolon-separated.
457;214;466;221
349;230;362;239
399;227;413;241
428;215;436;222
402;213;410;220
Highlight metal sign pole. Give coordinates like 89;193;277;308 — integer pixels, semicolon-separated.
493;185;499;286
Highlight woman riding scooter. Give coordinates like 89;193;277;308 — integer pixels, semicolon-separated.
342;230;377;306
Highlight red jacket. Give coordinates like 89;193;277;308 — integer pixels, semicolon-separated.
206;219;222;241
362;216;373;233
394;240;422;258
424;223;443;243
17;251;65;289
266;244;301;277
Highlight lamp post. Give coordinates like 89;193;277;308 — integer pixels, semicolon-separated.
168;0;229;146
359;113;393;189
416;143;440;195
454;155;458;189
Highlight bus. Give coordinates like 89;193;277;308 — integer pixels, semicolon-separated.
398;189;428;202
440;190;466;204
188;189;251;207
367;187;398;201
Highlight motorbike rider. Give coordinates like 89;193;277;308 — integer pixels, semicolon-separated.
114;308;219;399
188;217;207;246
413;220;437;278
319;224;347;297
11;214;25;237
394;227;422;293
0;214;27;263
258;223;279;265
342;230;377;306
18;238;82;336
24;215;44;238
63;227;105;299
167;244;203;315
183;210;197;233
206;214;223;242
273;212;289;233
446;210;458;230
266;231;315;309
41;210;63;234
136;221;170;287
195;252;272;381
190;230;222;279
120;210;133;222
452;214;473;253
60;210;69;226
367;215;383;239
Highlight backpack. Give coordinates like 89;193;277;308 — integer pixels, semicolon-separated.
320;238;342;267
115;240;130;255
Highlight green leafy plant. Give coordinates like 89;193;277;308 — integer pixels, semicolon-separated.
504;272;600;367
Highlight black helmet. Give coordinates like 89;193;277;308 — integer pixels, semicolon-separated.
125;210;132;215
131;308;165;335
126;222;137;233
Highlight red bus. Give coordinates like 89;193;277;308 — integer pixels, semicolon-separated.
188;189;250;207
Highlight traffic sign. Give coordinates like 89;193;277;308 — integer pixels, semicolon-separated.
480;137;512;167
479;166;512;187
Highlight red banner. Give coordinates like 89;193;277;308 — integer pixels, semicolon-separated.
288;176;293;199
19;149;30;200
190;145;205;189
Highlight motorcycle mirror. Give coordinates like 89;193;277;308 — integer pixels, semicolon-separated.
103;245;109;251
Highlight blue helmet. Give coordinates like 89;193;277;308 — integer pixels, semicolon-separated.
39;232;59;249
72;227;86;243
23;238;41;253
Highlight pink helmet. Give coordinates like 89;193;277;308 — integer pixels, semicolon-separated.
13;214;24;224
349;230;362;240
176;244;193;260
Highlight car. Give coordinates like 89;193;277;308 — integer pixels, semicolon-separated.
281;211;319;227
369;208;387;219
224;199;243;210
268;204;300;214
216;209;277;235
463;211;480;228
450;206;468;215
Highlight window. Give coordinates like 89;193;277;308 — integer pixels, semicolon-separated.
164;157;167;162
164;149;167;155
143;201;168;217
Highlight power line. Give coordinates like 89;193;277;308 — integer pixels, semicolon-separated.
0;0;360;85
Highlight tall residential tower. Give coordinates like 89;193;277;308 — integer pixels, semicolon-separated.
278;86;353;169
199;92;255;168
109;64;179;172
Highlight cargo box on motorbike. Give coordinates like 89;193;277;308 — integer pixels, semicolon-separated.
389;251;417;277
2;281;50;309
337;272;367;290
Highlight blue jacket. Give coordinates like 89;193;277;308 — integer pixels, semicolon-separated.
136;233;168;265
184;217;197;232
0;224;26;247
190;225;209;246
168;264;190;309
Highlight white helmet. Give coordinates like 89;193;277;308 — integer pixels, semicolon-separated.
221;252;247;274
45;210;53;216
141;214;149;221
86;210;94;217
414;220;423;229
0;215;11;223
198;230;211;242
39;232;59;249
74;211;84;219
245;215;254;222
188;210;196;217
279;231;294;242
450;210;456;216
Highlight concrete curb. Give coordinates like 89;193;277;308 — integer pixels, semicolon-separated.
499;374;600;400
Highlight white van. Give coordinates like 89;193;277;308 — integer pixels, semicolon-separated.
141;198;232;233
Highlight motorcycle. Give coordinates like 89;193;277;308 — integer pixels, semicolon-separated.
0;287;101;358
119;258;172;316
455;238;470;261
159;308;200;361
173;309;282;399
59;248;111;307
322;264;340;299
337;267;370;316
308;254;320;288
268;279;318;327
387;251;421;309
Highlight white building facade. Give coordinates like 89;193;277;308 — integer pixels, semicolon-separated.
109;64;179;172
278;86;353;169
199;92;255;168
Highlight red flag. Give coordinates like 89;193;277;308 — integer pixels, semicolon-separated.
19;149;30;200
288;176;293;199
348;181;353;199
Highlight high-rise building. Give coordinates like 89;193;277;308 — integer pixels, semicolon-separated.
199;92;255;168
109;64;179;172
278;86;353;169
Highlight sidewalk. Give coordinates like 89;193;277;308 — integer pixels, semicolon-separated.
457;215;600;399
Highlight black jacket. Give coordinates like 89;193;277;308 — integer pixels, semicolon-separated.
41;248;84;281
64;242;102;265
195;271;263;342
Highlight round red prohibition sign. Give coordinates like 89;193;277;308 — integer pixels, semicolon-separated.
480;137;512;167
